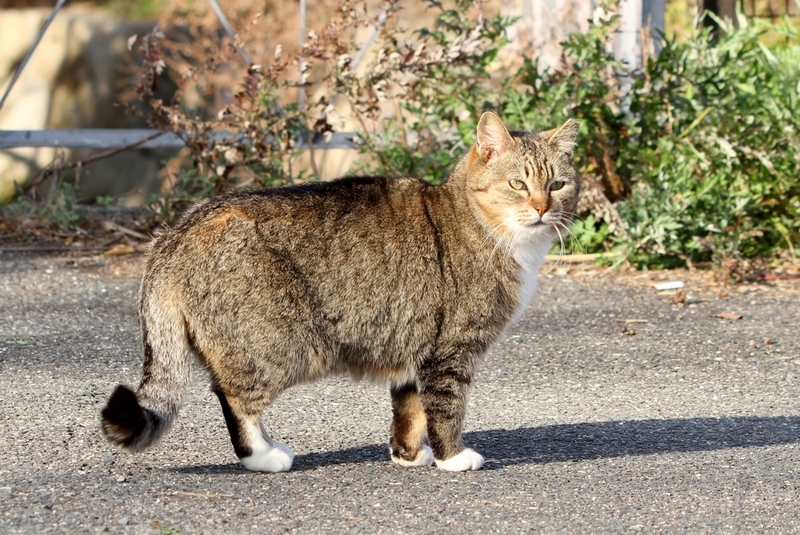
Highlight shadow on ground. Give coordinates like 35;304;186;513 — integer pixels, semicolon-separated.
172;415;800;474
468;415;800;469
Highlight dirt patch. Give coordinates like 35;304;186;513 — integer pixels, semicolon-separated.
542;258;800;301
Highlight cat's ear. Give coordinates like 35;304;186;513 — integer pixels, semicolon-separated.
542;118;580;159
476;111;513;164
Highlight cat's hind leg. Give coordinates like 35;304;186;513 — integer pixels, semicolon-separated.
389;382;433;467
214;390;293;472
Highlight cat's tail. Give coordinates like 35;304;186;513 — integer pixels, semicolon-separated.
101;282;191;452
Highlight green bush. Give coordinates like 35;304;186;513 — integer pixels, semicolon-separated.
489;6;799;268
621;16;800;268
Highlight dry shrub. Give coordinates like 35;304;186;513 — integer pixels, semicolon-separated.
126;0;508;214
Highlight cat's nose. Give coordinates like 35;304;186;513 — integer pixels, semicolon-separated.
529;195;548;216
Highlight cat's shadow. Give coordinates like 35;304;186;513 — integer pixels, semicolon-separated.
174;415;800;474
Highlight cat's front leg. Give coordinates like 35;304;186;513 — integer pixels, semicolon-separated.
389;382;434;467
417;356;485;472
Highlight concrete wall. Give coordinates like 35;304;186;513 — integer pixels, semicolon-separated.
0;7;172;204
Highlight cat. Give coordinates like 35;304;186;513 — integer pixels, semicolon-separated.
101;111;580;472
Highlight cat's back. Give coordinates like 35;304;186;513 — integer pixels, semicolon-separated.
145;176;438;278
200;175;426;228
178;176;410;229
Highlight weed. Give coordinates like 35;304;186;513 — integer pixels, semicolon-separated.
152;517;182;535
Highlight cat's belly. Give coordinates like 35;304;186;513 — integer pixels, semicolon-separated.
345;362;416;384
323;337;417;384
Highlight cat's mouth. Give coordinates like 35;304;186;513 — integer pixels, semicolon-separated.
524;221;546;228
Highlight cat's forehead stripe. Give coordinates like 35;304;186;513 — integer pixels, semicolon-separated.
526;153;552;181
513;132;563;182
524;161;534;179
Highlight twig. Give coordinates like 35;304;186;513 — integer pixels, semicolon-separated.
305;132;322;180
393;98;408;149
27;131;167;193
298;0;307;111
102;221;152;242
544;252;622;263
42;155;62;207
100;234;126;248
318;8;389;119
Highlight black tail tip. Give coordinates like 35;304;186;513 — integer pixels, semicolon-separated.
101;385;145;449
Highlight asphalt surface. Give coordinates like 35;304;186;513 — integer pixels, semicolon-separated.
0;252;798;534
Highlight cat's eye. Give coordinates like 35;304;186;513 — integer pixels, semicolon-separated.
509;179;527;191
549;180;566;191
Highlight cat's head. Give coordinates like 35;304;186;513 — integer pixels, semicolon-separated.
463;111;580;249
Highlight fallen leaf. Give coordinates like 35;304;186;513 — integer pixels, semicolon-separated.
671;290;687;305
711;311;743;321
105;244;136;256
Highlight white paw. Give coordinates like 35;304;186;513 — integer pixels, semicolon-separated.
391;445;434;467
435;448;484;472
240;440;294;473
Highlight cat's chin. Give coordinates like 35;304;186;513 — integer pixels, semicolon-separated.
516;224;557;244
523;221;547;229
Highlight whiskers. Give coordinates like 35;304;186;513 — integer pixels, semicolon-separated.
544;211;582;275
481;210;583;273
483;218;522;268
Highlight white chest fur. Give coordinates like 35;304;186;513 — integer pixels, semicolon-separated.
509;237;552;324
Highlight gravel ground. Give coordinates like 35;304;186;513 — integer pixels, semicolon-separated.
0;252;798;534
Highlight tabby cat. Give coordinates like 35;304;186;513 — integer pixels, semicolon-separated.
101;111;580;472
